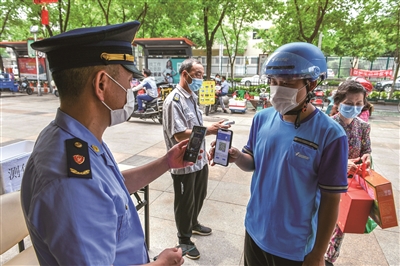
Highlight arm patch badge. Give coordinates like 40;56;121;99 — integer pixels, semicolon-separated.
66;138;92;179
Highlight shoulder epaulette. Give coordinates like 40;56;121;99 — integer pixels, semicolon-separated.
173;93;180;102
65;138;92;179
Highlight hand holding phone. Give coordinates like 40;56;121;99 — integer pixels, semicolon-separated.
183;126;207;163
213;128;233;166
223;120;235;125
153;245;196;261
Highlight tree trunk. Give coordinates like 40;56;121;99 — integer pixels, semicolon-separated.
205;41;212;80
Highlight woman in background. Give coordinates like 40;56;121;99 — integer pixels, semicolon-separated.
325;80;372;266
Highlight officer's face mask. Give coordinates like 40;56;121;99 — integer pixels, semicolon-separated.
102;73;135;126
269;84;307;115
339;103;363;119
184;71;203;92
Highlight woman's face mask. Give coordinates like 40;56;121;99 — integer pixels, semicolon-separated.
339;103;363;119
185;71;203;92
102;73;135;126
269;84;307;115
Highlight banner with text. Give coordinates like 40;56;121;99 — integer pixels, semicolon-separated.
350;68;393;78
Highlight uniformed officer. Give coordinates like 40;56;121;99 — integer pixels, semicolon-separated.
162;58;230;259
20;21;194;266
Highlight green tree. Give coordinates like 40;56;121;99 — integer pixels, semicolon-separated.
220;0;268;79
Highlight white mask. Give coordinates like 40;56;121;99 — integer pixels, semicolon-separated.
270;85;306;115
102;73;135;126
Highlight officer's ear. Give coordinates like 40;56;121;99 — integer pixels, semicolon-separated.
92;70;109;101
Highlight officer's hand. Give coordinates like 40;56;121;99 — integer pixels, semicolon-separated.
153;247;184;265
167;139;203;169
207;120;230;135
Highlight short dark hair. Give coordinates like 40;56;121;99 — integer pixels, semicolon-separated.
222;76;226;80
53;65;119;101
179;58;202;74
334;80;366;105
143;68;152;76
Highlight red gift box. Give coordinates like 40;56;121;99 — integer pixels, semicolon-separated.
337;178;373;233
355;169;398;229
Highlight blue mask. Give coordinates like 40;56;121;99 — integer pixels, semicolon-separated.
339;104;363;119
185;71;203;92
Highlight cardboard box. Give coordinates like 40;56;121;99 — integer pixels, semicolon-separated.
0;141;35;194
356;170;398;229
338;178;374;233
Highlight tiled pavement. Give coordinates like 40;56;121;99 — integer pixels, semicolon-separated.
1;92;399;265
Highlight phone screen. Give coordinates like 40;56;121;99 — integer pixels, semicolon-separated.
214;129;233;166
183;126;207;163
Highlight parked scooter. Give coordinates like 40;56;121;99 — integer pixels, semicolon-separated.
310;87;324;110
128;82;171;124
17;77;33;95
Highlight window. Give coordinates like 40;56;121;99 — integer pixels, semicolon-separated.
252;29;261;39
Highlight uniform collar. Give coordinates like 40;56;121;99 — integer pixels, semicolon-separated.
176;84;198;100
54;108;104;155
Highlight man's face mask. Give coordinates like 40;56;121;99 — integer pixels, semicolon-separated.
269;83;307;115
185;71;203;92
102;73;135;126
339;103;363;119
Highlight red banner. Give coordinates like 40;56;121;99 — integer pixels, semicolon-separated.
33;0;58;3
350;68;393;78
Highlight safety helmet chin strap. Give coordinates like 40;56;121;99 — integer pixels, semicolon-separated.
285;79;323;129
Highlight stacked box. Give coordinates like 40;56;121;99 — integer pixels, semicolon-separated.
338;178;374;233
0;141;35;194
229;99;247;113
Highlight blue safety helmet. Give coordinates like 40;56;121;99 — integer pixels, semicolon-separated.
263;42;327;81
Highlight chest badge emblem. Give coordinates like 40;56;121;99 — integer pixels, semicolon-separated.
73;155;85;165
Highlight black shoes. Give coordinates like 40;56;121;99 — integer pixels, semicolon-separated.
192;223;212;236
176;224;211;260
177;241;200;260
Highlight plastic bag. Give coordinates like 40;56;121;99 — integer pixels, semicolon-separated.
364;217;378;234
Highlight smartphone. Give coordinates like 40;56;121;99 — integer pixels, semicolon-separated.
213;128;233;166
183;125;207;163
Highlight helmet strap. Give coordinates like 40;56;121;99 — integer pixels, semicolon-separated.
288;79;323;129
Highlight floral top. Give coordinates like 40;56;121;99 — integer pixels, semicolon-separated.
332;114;371;159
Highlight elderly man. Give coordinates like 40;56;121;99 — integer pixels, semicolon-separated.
21;21;193;266
162;58;230;260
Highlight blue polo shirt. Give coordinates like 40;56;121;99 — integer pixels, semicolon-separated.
243;108;348;261
21;109;148;265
